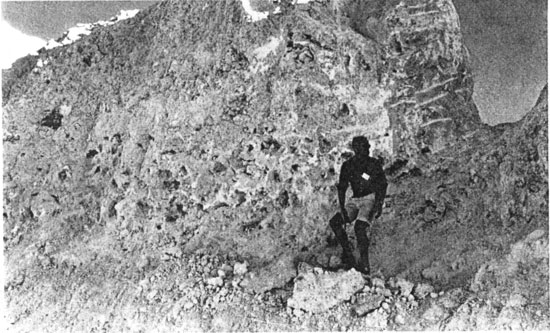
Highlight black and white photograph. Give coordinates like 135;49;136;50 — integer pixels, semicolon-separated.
2;0;548;331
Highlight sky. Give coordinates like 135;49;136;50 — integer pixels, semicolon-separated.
0;17;45;68
0;1;157;69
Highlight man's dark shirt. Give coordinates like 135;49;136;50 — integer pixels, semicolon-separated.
338;155;388;215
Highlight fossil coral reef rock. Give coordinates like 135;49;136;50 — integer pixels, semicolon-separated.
2;0;548;330
3;0;475;282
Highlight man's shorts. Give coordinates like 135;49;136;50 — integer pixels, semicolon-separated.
340;193;376;223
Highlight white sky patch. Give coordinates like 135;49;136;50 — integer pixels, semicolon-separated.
241;0;314;22
0;19;46;69
1;9;140;69
241;0;273;22
45;9;140;50
116;9;140;21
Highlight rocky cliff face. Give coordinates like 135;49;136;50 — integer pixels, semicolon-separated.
3;0;476;274
2;0;548;330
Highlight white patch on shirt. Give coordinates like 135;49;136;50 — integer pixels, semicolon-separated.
362;173;370;181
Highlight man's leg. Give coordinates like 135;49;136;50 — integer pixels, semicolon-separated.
329;213;356;268
354;220;370;275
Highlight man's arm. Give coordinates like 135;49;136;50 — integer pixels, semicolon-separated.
337;162;350;223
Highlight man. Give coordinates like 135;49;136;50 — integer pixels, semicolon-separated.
329;136;387;275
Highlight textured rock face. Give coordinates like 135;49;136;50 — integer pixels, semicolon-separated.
339;0;480;157
3;1;548;331
370;85;548;288
2;0;476;276
381;0;479;157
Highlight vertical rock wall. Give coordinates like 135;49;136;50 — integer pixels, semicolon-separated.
3;0;478;283
380;0;480;158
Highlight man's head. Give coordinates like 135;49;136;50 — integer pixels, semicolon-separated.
351;136;370;156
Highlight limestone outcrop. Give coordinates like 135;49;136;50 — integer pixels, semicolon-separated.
3;0;476;276
2;1;548;330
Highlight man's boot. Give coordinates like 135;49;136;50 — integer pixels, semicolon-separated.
330;214;356;268
340;243;356;269
355;220;370;275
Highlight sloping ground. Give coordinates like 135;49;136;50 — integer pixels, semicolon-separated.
2;0;548;331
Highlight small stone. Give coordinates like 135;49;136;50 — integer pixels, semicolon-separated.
147;290;158;300
184;302;194;310
439;291;444;296
164;245;182;258
137;255;149;270
218;270;226;278
395;278;414;297
371;278;385;288
388;277;397;289
507;294;527;307
207;277;224;287
220;263;233;273
407;294;415;302
329;255;342;268
293;308;305;317
394;314;405;325
413;283;435;299
381;302;390;310
13;273;25;286
234;262;248;275
430;292;438;298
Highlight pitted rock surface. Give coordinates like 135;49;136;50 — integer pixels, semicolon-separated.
2;0;477;287
2;0;548;331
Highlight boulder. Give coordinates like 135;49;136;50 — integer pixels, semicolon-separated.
352;294;385;317
240;254;296;293
395;277;414;297
414;283;435;300
287;263;365;313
